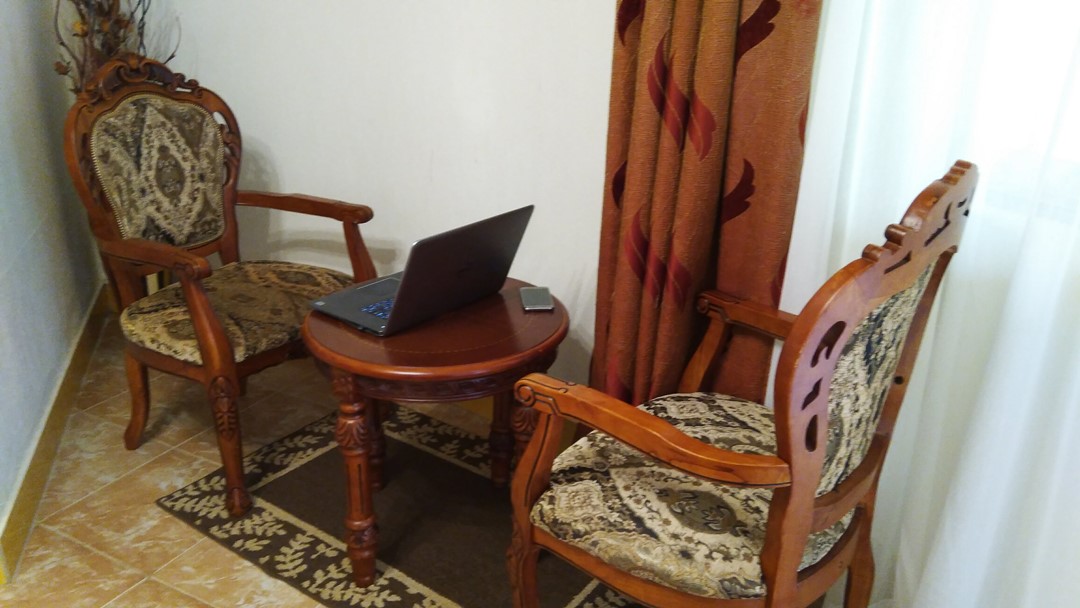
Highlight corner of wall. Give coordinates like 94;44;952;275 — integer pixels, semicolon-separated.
0;285;108;585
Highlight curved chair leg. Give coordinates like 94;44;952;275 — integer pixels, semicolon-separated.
507;521;541;608
844;517;875;608
209;376;252;516
123;353;150;450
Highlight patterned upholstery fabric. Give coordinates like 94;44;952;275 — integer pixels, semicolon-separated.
90;93;227;247
120;261;352;365
531;393;852;600
817;266;933;495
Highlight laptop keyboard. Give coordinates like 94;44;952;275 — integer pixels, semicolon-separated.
360;297;395;319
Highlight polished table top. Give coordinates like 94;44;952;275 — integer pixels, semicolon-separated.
303;278;569;388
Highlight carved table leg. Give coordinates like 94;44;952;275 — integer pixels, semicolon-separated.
331;369;379;587
490;392;516;487
369;399;388;490
511;397;539;466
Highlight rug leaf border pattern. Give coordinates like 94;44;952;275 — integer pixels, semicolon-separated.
157;405;630;607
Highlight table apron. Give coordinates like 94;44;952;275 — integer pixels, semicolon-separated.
341;350;559;402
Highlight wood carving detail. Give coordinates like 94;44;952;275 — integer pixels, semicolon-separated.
511;404;540;438
347;525;378;550
86;54;203;104
348;356;558;401
923;203;953;246
335;407;370;453
514;377;570;414
208;376;239;439
331;368;364;403
811;321;846;367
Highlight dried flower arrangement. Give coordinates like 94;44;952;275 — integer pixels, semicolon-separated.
53;0;176;93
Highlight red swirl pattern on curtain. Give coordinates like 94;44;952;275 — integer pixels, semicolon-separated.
592;0;823;404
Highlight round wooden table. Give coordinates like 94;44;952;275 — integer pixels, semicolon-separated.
301;278;569;586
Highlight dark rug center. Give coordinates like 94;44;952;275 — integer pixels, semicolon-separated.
158;404;637;607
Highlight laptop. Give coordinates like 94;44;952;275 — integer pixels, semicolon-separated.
311;205;534;336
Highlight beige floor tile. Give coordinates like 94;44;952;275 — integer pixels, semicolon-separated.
85;368;309;451
85;390;213;449
75;359;130;411
103;578;214;608
35;411;172;521
43;450;218;573
0;526;144;608
154;539;324;608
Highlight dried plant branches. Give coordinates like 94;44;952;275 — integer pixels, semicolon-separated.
53;0;176;93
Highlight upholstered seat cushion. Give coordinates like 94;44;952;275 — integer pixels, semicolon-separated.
120;261;352;365
530;393;851;600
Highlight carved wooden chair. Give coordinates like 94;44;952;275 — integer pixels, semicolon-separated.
63;55;378;516
509;162;978;607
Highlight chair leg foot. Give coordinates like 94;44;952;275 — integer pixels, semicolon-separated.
226;487;253;517
209;376;251;517
123;354;149;450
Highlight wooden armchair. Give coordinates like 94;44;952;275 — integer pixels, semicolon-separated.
508;161;978;607
63;55;378;516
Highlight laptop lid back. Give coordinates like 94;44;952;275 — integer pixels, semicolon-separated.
379;204;534;335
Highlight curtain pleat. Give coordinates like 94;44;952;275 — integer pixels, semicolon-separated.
592;0;823;404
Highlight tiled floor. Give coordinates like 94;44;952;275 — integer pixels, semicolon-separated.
0;317;491;607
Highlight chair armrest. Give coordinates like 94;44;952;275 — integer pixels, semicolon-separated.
515;373;791;487
235;191;377;282
98;238;211;280
236;191;374;224
697;290;796;340
98;238;237;371
678;291;797;392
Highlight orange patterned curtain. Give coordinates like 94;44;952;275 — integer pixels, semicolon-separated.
591;0;823;404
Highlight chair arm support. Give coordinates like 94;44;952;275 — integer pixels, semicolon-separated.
679;291;797;391
697;290;796;340
236;191;377;282
515;373;791;487
99;238;236;371
236;191;374;224
98;238;211;280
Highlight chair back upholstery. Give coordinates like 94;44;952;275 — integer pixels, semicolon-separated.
771;162;977;551
814;263;934;494
90;92;228;248
64;54;243;295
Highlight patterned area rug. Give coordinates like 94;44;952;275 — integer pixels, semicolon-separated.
158;404;639;607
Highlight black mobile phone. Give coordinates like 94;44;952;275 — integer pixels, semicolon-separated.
520;286;555;311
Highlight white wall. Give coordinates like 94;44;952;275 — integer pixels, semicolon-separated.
0;2;102;528
155;1;616;381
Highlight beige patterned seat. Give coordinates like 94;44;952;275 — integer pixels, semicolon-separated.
532;393;851;600
508;162;978;607
64;55;379;517
121;261;352;365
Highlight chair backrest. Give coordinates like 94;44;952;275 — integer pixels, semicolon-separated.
769;161;977;561
64;55;243;303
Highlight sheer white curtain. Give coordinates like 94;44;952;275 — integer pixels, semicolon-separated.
787;0;1080;606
